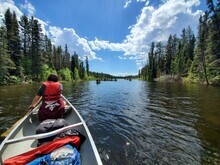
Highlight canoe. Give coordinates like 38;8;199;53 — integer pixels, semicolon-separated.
0;95;102;165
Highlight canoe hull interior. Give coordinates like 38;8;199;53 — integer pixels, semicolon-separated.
0;96;102;165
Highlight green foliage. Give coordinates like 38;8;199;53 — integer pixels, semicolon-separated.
171;60;178;74
89;71;114;79
8;76;20;84
74;68;80;81
39;64;57;81
211;75;220;86
0;9;94;85
140;6;220;86
83;69;89;80
58;68;71;81
4;9;22;77
0;27;16;84
21;58;32;75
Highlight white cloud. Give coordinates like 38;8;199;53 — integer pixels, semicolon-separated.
37;18;48;35
49;26;101;61
0;0;48;35
20;0;35;16
0;0;203;71
89;38;127;52
124;0;132;8
0;0;23;25
124;0;149;8
123;0;149;9
118;56;127;60
0;0;100;61
90;0;202;68
111;72;137;76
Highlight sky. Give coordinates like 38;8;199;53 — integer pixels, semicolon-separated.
0;0;208;76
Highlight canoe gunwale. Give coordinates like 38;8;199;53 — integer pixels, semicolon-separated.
0;95;103;165
62;95;103;165
0;105;40;164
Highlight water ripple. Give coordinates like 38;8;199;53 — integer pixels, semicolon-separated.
1;81;220;164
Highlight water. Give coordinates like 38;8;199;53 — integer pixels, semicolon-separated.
0;80;220;164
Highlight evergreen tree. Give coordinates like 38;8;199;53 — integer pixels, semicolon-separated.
19;15;32;76
74;68;80;80
30;17;42;80
63;44;70;69
207;0;220;35
206;0;220;59
73;51;79;70
79;61;84;79
41;35;52;67
53;45;58;70
186;26;196;61
165;35;173;74
46;36;53;68
19;15;30;58
171;34;178;59
56;46;62;71
1;9;94;83
176;41;185;75
86;56;89;76
0;27;15;83
197;14;209;84
155;42;163;75
11;11;22;75
4;9;21;77
148;42;157;80
84;68;89;80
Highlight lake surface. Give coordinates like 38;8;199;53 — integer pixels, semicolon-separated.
0;80;220;164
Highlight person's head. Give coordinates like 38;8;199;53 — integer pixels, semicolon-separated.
47;74;59;82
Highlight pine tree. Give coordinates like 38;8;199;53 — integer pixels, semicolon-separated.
198;14;209;84
63;44;70;69
19;15;30;58
30;17;42;80
4;9;21;77
0;27;15;83
44;36;53;68
74;68;80;80
41;35;50;66
19;15;32;76
52;45;57;69
86;56;89;76
186;26;196;61
74;51;79;70
155;42;163;75
176;40;185;75
148;42;156;80
79;61;84;79
165;35;173;74
11;12;22;75
57;46;62;70
206;0;220;59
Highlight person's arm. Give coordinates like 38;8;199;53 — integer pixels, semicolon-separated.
60;83;63;93
28;84;45;111
29;95;42;110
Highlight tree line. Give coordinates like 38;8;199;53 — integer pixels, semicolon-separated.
0;9;91;84
139;0;220;85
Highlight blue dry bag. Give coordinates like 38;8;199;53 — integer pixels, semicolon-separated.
26;144;81;165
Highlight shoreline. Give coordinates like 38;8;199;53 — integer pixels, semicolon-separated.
154;75;220;86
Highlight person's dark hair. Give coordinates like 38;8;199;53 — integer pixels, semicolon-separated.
47;74;59;82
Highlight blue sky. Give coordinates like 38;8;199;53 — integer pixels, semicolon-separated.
0;0;207;76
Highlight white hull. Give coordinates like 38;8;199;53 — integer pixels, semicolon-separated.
0;95;102;165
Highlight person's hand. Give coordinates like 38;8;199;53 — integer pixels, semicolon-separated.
28;106;35;113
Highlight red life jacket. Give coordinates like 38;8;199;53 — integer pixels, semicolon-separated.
43;81;61;101
4;136;81;165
